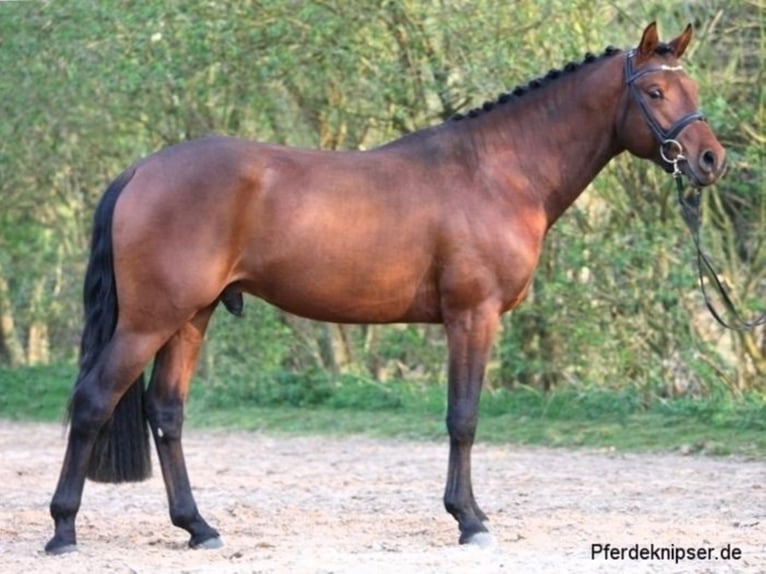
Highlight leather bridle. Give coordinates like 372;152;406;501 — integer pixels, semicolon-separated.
625;51;766;330
624;49;707;174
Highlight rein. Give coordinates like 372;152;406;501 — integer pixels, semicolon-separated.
674;173;766;331
626;50;766;331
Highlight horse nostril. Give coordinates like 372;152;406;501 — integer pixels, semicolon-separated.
700;149;717;173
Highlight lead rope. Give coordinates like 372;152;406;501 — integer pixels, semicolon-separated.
672;157;766;331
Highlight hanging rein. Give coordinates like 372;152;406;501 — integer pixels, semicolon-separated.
625;50;766;331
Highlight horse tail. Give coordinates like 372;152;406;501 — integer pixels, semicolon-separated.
69;166;152;483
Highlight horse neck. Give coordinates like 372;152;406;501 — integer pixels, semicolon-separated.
452;54;626;228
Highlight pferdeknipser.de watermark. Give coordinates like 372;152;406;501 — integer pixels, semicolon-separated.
592;542;744;564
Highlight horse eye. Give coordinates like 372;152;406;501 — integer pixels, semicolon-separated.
648;88;663;100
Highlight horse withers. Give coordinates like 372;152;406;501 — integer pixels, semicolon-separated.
46;22;725;553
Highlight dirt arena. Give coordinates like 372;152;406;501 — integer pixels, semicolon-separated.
0;421;763;573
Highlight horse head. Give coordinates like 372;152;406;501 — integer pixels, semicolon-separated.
618;22;726;186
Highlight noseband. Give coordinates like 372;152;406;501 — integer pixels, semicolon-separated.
624;50;706;174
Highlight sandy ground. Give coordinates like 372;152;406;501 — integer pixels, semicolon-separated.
0;420;763;574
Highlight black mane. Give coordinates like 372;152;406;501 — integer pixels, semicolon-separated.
452;46;623;121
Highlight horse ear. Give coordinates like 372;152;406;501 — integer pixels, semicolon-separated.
668;24;693;58
637;22;659;58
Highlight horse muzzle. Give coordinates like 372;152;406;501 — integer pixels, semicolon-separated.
682;145;726;187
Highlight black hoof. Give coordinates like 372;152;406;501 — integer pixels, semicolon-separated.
44;537;78;555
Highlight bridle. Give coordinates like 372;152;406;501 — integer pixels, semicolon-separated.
625;50;766;330
624;49;707;177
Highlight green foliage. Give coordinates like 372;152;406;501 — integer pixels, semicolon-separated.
201;368;334;409
0;363;75;421
195;365;406;411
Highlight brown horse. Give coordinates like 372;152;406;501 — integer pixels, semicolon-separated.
46;22;725;553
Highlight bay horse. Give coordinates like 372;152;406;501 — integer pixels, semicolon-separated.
46;22;725;553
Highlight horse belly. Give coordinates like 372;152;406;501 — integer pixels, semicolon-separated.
237;240;441;324
245;266;440;324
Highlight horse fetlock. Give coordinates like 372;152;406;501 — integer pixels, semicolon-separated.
169;506;200;529
50;498;76;521
444;495;478;521
445;491;489;539
474;501;489;523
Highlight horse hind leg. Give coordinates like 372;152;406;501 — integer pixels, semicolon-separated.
46;330;166;554
144;304;221;549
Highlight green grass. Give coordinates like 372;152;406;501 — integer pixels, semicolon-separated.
0;362;75;422
186;384;766;457
2;362;764;457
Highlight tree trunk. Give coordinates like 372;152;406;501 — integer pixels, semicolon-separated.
0;268;25;367
27;322;50;365
26;277;50;365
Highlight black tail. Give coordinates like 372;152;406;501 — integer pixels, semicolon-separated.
69;166;152;483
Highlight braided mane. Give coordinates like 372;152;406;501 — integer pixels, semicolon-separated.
452;46;623;121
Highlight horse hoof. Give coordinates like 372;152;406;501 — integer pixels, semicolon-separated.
44;541;78;555
191;536;223;550
462;531;497;548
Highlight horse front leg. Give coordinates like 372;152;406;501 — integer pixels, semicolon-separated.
443;305;499;545
145;306;221;549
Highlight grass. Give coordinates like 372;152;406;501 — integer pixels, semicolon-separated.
186;385;766;457
0;362;75;423
2;362;764;457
